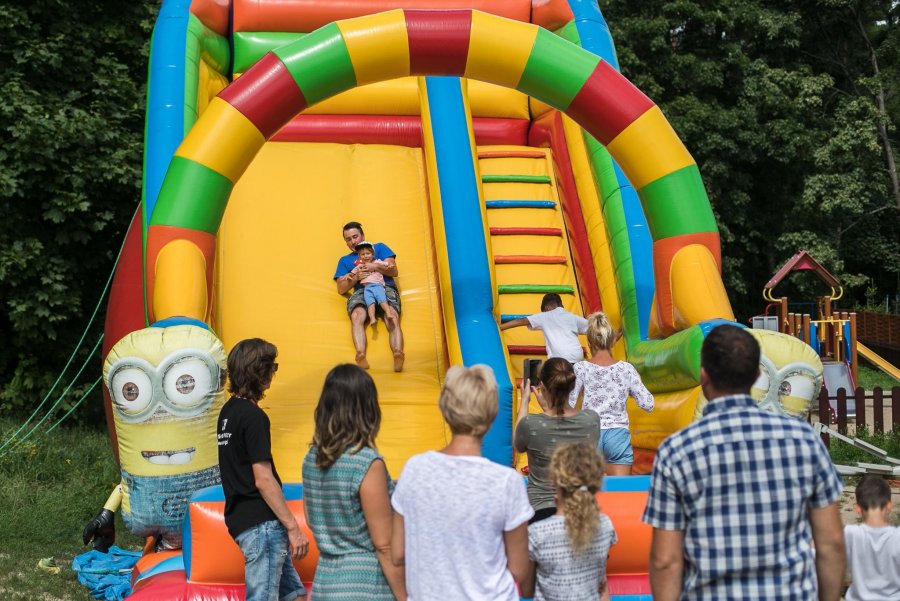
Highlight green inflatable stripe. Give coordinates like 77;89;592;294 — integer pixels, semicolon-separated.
151;157;233;234
498;284;574;294
639;165;718;239
518;28;599;110
274;23;356;106
482;174;551;184
234;32;306;73
555;21;580;45
630;327;704;392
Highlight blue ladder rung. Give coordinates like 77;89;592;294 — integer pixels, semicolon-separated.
485;200;556;209
500;314;529;323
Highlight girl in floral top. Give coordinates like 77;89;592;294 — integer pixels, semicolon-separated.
568;312;653;475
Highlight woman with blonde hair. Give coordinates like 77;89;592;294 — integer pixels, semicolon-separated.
515;358;600;523
569;312;654;475
522;442;618;601
391;365;533;600
301;364;405;600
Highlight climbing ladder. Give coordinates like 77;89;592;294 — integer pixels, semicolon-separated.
478;145;586;418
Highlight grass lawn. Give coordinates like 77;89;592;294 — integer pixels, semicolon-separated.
856;363;899;390
0;418;143;600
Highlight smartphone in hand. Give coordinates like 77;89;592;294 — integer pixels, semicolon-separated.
523;358;542;385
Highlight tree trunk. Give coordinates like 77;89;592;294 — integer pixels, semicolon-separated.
855;10;900;210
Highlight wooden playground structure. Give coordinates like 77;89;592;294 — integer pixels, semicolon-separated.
759;251;900;396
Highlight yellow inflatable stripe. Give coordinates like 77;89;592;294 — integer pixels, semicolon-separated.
175;97;265;184
670;244;734;329
606;106;695;190
338;10;410;86
153;239;208;322
465;10;536;89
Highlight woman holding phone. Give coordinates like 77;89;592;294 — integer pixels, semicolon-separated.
515;358;601;523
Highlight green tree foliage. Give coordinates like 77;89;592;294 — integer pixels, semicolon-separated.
604;0;900;317
0;1;157;420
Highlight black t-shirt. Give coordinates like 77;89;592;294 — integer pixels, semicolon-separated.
217;396;281;538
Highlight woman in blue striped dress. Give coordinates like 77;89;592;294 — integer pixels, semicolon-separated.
301;364;405;600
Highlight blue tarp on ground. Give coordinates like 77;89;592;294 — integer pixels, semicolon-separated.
72;546;141;601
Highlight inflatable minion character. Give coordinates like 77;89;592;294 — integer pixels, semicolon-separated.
694;328;823;420
82;325;227;551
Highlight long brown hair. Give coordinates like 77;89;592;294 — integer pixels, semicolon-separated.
550;442;605;554
311;364;381;469
540;358;576;416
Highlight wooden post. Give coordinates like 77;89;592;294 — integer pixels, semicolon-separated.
836;389;847;434
873;387;884;434
855;387;866;430
892;386;899;434
824;295;832;319
849;312;858;385
780;297;789;334
818;387;831;447
802;314;811;344
787;312;795;336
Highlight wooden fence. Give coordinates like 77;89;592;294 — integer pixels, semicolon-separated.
856;311;900;347
813;386;900;447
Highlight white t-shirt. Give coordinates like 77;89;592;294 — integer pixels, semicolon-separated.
392;451;534;601
844;523;900;601
526;308;588;363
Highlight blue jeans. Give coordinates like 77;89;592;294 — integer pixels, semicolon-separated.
599;427;634;465
363;283;387;307
235;520;306;601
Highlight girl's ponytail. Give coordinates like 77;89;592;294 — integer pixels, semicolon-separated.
550;443;605;554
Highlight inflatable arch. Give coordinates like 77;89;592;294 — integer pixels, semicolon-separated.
146;8;723;328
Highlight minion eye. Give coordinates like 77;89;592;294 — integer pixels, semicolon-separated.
781;373;815;401
163;357;213;410
110;367;153;416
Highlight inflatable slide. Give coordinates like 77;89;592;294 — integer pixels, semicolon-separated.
90;1;826;599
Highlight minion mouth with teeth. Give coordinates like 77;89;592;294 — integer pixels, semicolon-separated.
82;325;227;550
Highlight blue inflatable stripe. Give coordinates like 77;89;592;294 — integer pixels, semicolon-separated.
567;0;655;340
601;475;651;492
697;318;745;337
136;555;184;581
150;316;209;329
486;200;556;209
425;77;513;465
143;0;192;229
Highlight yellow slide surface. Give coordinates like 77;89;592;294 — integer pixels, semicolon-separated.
858;342;900;382
214;142;448;479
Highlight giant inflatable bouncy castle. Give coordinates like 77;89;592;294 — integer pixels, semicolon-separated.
84;1;825;598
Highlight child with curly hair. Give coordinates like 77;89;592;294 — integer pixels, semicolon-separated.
522;442;617;601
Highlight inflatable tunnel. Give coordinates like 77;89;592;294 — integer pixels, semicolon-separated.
97;1;825;599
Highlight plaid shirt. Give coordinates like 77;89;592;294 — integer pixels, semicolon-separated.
642;394;843;600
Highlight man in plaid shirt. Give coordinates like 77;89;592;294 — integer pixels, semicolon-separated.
643;325;845;600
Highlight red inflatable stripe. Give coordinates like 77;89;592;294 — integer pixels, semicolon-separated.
218;53;307;138
478;150;545;159
405;10;472;75
493;255;566;264
489;227;562;236
272;115;528;146
567;61;654;145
